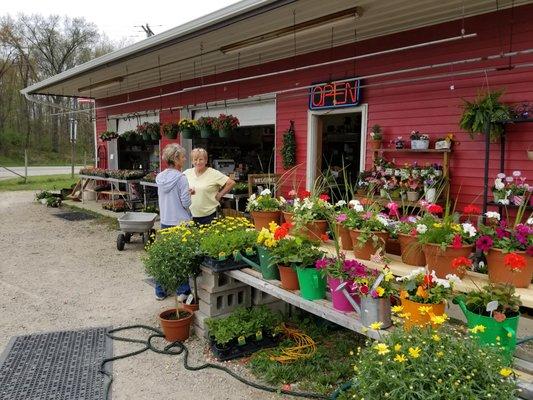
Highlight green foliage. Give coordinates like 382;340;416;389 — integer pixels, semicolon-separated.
231;182;248;194
460;90;511;141
280;121;296;169
269;236;323;269
462;283;522;316
0;174;77;192
338;326;518;400
205;306;282;345
198;217;256;259
246;191;282;212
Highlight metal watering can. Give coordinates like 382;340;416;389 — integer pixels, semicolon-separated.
454;296;519;359
335;274;392;329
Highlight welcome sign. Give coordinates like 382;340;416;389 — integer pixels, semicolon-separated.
309;79;360;110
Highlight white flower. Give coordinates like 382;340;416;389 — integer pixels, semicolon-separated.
505;176;514;183
260;188;271;196
484;211;500;221
335;200;347;207
527;217;533;225
397;267;426;282
434;278;450;288
498;198;510;205
445;274;461;286
494;179;505;191
416;224;427;234
354;204;364;212
513;170;521;177
376;215;389;227
278;196;286;204
248;194;256;201
497;173;506;179
462;222;477;238
348;199;360;207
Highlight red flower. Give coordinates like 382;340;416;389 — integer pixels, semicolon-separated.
320;233;329;242
503;253;527;272
409;228;418;236
452;256;472;274
319;193;330;202
423;273;433;287
359;285;369;295
463;204;480;215
451;234;462;249
274;226;289;240
427;204;443;215
298;190;311;199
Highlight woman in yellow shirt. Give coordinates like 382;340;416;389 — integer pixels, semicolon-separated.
184;148;236;225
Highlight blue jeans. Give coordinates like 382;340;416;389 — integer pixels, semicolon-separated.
193;212;216;226
156;224;191;297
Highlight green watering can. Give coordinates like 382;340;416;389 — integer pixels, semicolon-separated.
296;267;326;300
454;296;519;360
234;247;280;280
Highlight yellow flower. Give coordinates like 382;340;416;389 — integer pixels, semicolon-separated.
394;344;402;352
499;368;513;378
408;347;421;358
218;252;226;258
391;305;404;313
268;221;279;233
375;287;385;297
469;325;486;334
430;313;448;325
436;351;444;357
181;238;187;243
432;334;441;342
384;272;394;282
433;223;442;228
374;343;390;355
394;354;407;363
369;321;383;330
418;305;432;315
398;312;412;320
452;224;461;232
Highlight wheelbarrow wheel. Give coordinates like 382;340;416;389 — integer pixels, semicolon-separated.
124;233;132;243
148;229;157;244
142;232;149;245
117;233;126;251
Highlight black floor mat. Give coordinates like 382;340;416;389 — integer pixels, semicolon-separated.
54;212;96;221
0;327;112;400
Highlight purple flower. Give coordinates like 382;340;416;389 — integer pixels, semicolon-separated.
370;289;379;299
496;227;510;239
336;213;347;223
315;258;330;270
475;235;494;252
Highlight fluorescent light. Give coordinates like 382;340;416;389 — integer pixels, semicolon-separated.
220;6;363;55
78;77;124;93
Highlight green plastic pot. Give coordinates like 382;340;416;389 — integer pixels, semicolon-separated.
455;297;519;360
200;126;212;138
257;246;279;279
296;267;326;300
218;128;232;138
181;128;195;139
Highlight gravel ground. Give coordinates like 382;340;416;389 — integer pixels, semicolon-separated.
0;191;283;400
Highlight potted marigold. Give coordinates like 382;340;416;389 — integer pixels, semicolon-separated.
143;223;202;342
246;188;282;230
396;268;459;330
196;116;216;138
177;118;198;139
212;114;239;138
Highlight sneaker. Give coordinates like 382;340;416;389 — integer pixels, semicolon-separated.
176;282;191;296
155;284;167;301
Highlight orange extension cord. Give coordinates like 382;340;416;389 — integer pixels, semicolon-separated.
269;323;317;364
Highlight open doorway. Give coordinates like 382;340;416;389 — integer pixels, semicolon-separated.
307;105;367;202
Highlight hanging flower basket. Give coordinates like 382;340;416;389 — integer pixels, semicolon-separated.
177;119;198;139
213;114;240;138
197;117;216;138
162;122;180;139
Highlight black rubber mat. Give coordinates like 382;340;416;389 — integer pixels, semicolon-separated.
0;327;112;400
54;212;96;221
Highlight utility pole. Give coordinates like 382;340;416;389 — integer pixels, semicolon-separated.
141;24;155;38
70;98;78;178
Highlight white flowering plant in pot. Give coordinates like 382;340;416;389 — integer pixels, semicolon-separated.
246;188;283;212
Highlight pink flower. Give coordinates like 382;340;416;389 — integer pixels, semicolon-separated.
475;235;493;252
505;176;514;183
513;170;522;177
336;213;347;223
387;202;399;218
452;234;462;249
370;289;379;299
497;173;506;179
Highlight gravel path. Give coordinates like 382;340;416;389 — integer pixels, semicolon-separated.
0;191;283;400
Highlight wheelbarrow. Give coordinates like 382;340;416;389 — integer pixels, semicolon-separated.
116;212;158;251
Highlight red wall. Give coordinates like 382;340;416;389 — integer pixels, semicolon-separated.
95;5;533;211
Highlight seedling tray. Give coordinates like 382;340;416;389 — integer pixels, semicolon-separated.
209;334;281;361
202;254;259;273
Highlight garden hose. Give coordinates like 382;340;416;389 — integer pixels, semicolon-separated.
99;324;329;400
270;323;317;364
516;335;533;345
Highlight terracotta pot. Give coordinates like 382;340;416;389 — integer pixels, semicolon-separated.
278;265;300;290
302;220;329;241
423;243;473;279
282;211;294;225
385;238;401;256
367;139;382;150
401;298;446;330
349;230;389;260
398;234;426;266
251;210;281;231
487;248;533;288
334;223;353;251
182;302;199;313
159;308;194;342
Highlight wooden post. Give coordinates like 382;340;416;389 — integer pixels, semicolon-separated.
24;149;28;183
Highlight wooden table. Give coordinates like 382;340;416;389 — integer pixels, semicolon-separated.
79;175;140;209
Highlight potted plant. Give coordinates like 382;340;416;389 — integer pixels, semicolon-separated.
434;133;455;150
281;121;297;169
246;188;282;231
393;136;405;149
291;193;333;241
344;206;390;261
122;129;139;144
254;222;284;279
410;130;430;149
148;122;161;141
460;89;511;141
396;268;459;330
405;175;422;202
334;201;353;251
368;124;383;150
491;173;511;204
143;223;202;341
212;114;239;138
99;131;118;141
454;283;521;360
269;235;321;292
507;170;531;205
395;217;428;266
162;121;180;139
177;118;198;139
196;116;216;138
137;122;151;141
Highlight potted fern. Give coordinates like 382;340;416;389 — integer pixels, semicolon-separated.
460;90;511;141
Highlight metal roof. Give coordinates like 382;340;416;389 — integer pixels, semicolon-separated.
22;0;532;99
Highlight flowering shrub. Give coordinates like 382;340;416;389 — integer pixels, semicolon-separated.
396;267;459;304
339;326;518;400
246;189;282;212
212;114;240;130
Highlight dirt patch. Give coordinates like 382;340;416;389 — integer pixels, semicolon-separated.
0;191;281;400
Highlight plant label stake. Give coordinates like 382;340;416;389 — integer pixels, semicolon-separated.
486;300;498;318
370;273;384;293
335;282;361;314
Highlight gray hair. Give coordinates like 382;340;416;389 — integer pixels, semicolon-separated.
191;147;208;160
162;143;186;165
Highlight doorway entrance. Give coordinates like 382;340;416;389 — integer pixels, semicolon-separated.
306;105;367;202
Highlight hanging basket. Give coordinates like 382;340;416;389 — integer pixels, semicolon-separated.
218;128;232;138
200;126;213;138
181;128;196;139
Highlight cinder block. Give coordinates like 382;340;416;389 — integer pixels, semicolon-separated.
198;267;247;293
198;286;252;317
251;287;278;306
193;324;208;339
258;300;287;316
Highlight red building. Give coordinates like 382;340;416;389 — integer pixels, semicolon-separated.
22;0;533;211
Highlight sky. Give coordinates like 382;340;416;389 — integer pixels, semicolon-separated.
0;0;242;43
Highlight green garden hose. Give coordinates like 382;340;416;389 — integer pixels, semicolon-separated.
99;325;329;400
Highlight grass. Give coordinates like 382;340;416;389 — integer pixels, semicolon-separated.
247;316;365;396
0;174;77;192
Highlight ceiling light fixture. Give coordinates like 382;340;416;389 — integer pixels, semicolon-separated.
220;6;363;55
78;77;124;93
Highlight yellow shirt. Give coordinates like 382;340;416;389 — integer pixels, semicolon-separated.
184;167;229;217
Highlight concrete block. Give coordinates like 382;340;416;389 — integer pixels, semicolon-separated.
257;300;287;316
251;287;279;306
198;267;247;293
198;286;252;317
193;324;208;339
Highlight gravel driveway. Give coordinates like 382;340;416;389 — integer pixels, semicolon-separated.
0;191;282;400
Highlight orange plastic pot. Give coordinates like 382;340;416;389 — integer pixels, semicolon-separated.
400;298;446;330
278;265;300;290
302;220;329;241
423;243;473;279
487;248;533;288
251;210;281;231
282;211;294;225
335;223;353;251
398;234;426;266
159;308;194;342
386;238;402;256
367;139;382;150
349;230;389;260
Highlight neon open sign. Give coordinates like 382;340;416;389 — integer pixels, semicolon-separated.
309;79;360;110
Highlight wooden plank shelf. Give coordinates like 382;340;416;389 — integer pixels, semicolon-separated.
225;268;388;340
373;148;451;153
